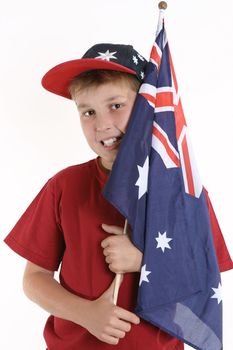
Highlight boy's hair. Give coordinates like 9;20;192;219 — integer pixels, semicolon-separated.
69;70;141;100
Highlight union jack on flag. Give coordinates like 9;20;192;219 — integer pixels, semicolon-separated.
103;9;222;350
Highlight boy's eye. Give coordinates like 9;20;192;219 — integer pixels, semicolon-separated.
83;110;95;117
111;103;122;110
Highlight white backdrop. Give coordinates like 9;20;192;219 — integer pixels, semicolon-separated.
0;0;232;349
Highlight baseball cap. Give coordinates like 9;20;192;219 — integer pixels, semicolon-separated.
41;43;148;99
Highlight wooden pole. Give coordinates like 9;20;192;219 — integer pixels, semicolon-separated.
113;2;167;305
113;219;128;305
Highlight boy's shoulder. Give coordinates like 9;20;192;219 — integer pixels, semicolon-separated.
45;157;107;194
52;158;97;183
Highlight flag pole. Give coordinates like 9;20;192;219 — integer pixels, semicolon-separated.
113;1;168;306
113;219;128;305
157;1;167;36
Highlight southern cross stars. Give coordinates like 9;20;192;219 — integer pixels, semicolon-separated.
139;264;151;286
155;231;172;252
95;50;117;61
135;156;149;199
211;282;222;304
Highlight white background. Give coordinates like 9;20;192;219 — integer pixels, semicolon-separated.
0;0;232;349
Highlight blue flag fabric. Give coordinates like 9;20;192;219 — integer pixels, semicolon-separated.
103;11;222;350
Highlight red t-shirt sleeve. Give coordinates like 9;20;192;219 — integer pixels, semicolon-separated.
4;178;65;271
204;189;233;272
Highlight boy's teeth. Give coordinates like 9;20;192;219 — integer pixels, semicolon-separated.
103;137;117;146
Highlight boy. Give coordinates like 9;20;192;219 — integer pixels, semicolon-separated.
4;43;233;349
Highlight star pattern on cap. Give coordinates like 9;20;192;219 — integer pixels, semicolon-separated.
140;71;145;80
132;55;139;65
155;231;172;252
211;282;222;304
139;264;151;286
95;50;117;61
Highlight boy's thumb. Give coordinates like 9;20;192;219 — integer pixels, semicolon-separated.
102;274;124;301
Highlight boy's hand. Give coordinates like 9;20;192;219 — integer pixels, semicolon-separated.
101;223;142;273
84;277;140;345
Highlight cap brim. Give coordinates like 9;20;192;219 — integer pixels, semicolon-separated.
41;58;137;99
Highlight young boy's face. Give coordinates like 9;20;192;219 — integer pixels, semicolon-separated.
75;79;137;170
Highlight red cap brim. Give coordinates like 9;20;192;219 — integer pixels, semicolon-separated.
41;58;137;99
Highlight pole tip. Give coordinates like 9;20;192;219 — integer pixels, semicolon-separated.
158;1;168;10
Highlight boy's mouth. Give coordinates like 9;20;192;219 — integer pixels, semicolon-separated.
100;136;122;148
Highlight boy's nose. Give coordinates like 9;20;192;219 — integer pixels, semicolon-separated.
95;114;113;132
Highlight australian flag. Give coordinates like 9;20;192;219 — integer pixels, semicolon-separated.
103;10;222;350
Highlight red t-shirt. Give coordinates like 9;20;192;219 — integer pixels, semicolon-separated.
4;158;233;350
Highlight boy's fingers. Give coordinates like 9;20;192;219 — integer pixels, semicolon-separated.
116;308;140;325
101;233;127;249
100;224;124;248
101;334;119;345
106;327;126;340
101;223;124;235
115;319;132;333
101;235;123;249
101;238;109;249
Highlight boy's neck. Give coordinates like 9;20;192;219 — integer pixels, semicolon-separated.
98;157;111;175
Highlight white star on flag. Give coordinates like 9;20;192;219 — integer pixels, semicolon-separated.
132;55;139;65
155;231;172;252
139;264;151;286
140;71;145;79
135;156;149;199
211;282;222;304
95;50;117;61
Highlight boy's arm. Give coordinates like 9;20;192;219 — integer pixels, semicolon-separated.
23;261;140;345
